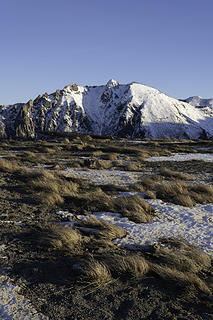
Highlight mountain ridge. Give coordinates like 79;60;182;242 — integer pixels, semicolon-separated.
0;80;213;140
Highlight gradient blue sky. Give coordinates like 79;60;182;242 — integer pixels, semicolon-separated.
1;0;213;104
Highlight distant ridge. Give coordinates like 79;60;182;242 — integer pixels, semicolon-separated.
0;80;213;139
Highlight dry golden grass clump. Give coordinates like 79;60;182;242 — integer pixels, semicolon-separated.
5;152;18;160
0;158;19;173
124;162;141;171
140;177;158;189
20;151;50;163
101;153;120;161
91;150;104;157
15;168;79;207
111;160;124;167
159;167;192;180
92;159;112;169
65;189;112;213
144;191;156;199
147;239;212;295
76;216;126;240
151;242;211;274
80;258;112;287
113;195;154;223
38;146;62;153
99;183;129;193
136;151;150;161
155;181;213;206
35;224;82;253
66;191;154;223
150;264;211;294
105;254;149;279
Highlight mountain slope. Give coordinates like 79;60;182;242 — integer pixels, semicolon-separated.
184;96;213;109
0;80;213;139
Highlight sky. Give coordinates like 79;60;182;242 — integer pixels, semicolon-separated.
0;0;213;105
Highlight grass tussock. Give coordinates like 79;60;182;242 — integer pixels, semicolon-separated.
155;181;213;206
144;191;156;199
65;192;154;223
99;183;129;193
36;224;82;253
76;216;126;240
150;264;211;294
0;158;19;173
16;168;79;207
21;151;50;163
124;162;141;171
92;159;112;169
113;195;154;223
91;150;104;157
101;153;120;160
105;254;149;279
136;151;150;161
80;258;112;287
140;177;158;189
147;239;212;295
159;167;192;180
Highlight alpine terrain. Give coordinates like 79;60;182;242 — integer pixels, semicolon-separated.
1;80;213;139
183;96;213;109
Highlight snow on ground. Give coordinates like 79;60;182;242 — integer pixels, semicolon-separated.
147;153;213;162
92;198;213;256
63;168;145;185
61;159;213;256
0;275;48;320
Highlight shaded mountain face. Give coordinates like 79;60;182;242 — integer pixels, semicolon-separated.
0;80;213;139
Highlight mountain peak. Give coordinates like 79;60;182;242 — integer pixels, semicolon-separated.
1;80;213;140
106;79;120;88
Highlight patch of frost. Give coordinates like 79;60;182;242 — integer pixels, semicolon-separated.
62;168;145;185
93;200;213;256
0;275;48;320
147;153;213;162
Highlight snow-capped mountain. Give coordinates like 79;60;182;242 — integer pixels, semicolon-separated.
0;80;213;139
184;96;213;109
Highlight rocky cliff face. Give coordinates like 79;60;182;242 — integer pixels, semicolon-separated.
0;80;213;139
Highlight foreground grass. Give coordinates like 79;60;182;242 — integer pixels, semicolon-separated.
8;223;213;297
0;136;212;319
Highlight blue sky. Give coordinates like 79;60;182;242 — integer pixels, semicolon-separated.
1;0;213;104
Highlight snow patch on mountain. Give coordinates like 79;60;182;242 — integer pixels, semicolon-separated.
185;96;213;109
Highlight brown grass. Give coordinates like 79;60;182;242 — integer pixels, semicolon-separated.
147;239;212;295
144;191;156;199
91;150;104;157
159;167;192;180
15;168;79;207
65;191;154;223
0;158;19;173
76;216;126;240
136;151;150;161
155;181;213;206
150;264;211;294
80;258;112;287
105;254;149;279
140;177;157;189
101;153;120;160
99;184;129;193
36;224;82;253
92;159;112;169
113;195;154;223
124;162;141;171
